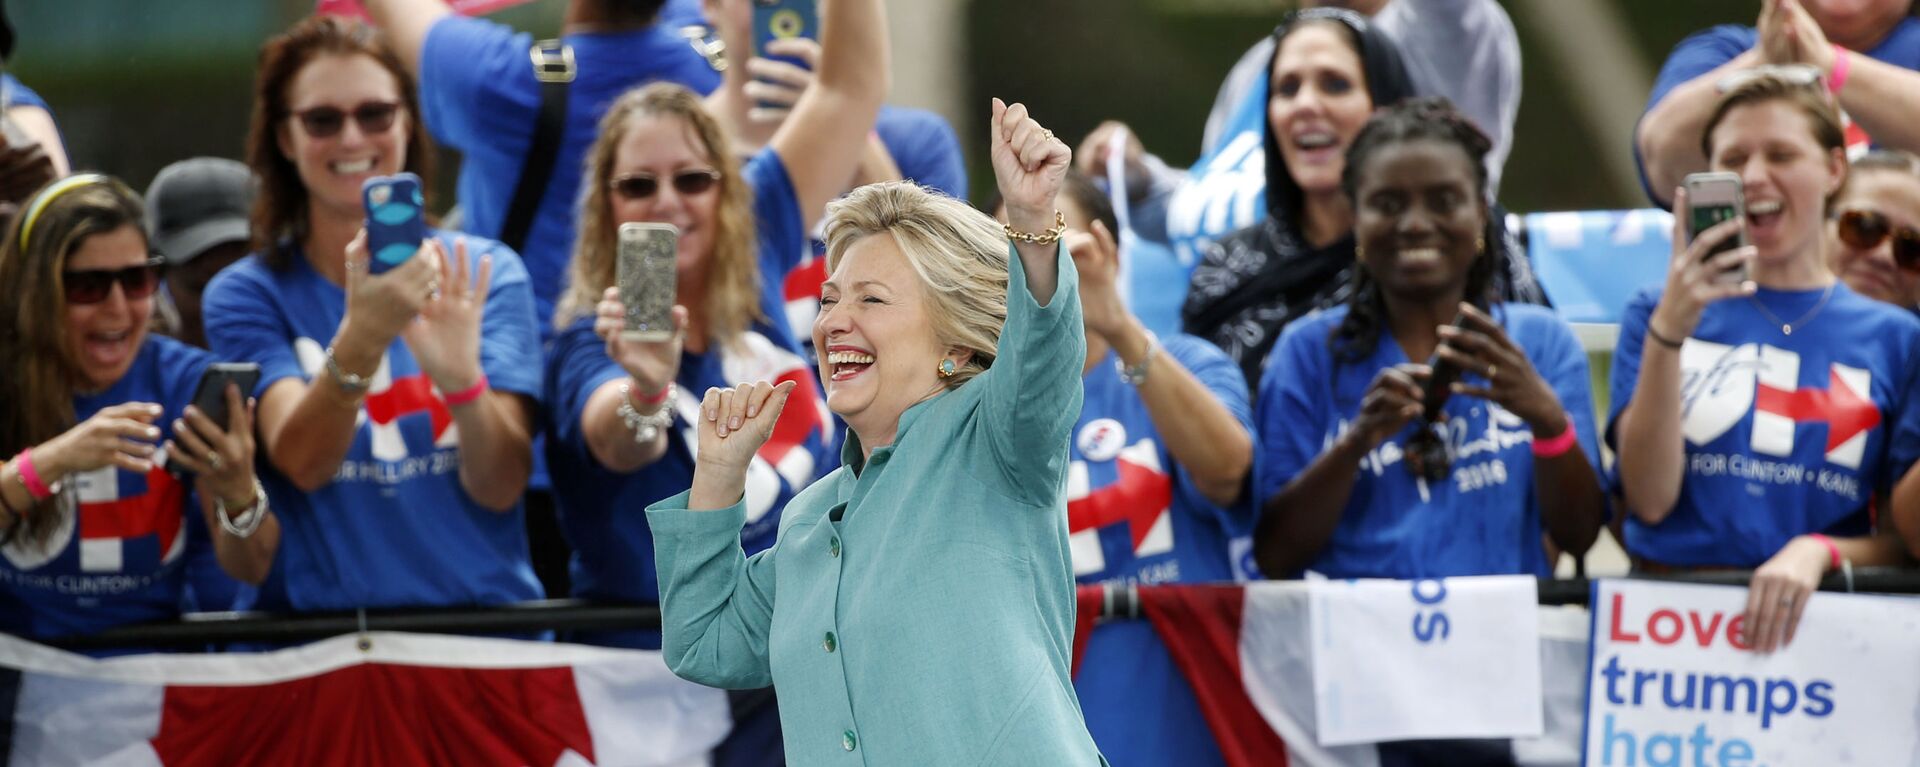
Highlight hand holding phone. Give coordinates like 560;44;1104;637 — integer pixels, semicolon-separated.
1405;315;1469;481
192;363;263;433
1682;172;1750;286
618;223;680;341
363;173;427;275
752;0;819;71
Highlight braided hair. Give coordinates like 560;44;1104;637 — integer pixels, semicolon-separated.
1329;98;1501;363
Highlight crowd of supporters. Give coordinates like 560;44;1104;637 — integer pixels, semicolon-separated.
2;0;1920;764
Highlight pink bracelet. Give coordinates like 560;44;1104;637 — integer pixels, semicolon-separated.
631;381;672;406
1531;418;1578;459
443;375;490;407
1829;44;1852;94
1806;533;1843;570
14;449;54;501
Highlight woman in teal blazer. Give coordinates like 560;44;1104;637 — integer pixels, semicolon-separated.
646;99;1106;765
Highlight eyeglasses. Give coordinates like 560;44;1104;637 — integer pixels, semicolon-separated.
63;258;166;305
610;169;722;200
1836;209;1920;272
288;101;402;139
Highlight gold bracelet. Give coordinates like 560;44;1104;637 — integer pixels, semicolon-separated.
1004;210;1067;246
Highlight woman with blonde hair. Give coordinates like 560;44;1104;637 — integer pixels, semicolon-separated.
0;174;275;650
645;100;1105;764
542;0;885;651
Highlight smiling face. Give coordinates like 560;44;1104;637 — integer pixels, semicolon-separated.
1707;100;1847;271
276;53;409;221
609;114;723;277
1828;168;1920;305
63;225;154;390
1352;138;1487;302
1269;22;1373;198
812;233;960;441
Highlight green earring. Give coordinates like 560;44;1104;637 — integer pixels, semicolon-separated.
938;359;957;378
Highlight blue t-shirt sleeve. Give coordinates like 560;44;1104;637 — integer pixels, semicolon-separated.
3;74;50;112
1637;25;1755;205
547;319;629;454
1254;319;1329;507
419;14;538;153
1165;333;1256;530
203;263;306;394
465;236;544;402
745;149;808;284
876;106;968;199
1518;308;1604;478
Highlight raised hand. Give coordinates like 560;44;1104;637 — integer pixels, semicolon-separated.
989;98;1071;232
1347;364;1430;451
745;38;822;125
166;384;259;509
1067;220;1126;338
594;286;688;397
1648;186;1757;341
1438;303;1568;434
696;380;798;473
402;237;491;395
341;229;437;346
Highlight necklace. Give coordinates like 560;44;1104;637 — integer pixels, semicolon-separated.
1747;282;1837;336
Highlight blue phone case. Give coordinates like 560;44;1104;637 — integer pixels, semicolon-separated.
753;0;817;73
363;173;426;274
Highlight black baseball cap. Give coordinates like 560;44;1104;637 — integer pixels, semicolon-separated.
146;157;254;266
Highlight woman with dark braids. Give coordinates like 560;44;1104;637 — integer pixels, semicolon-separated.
1251;99;1605;579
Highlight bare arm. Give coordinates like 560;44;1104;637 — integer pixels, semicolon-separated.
1635;49;1763;205
363;0;452;75
255;328;385;491
1120;323;1252;508
583;379;671;472
767;0;889;232
1832;55;1920;159
6;106;66;177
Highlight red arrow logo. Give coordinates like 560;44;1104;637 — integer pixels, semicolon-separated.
1755;367;1881;453
1067;456;1172;550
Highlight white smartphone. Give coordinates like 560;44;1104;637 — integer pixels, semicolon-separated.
1683;172;1749;286
617;222;679;342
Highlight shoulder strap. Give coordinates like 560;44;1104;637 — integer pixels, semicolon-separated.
498;39;574;254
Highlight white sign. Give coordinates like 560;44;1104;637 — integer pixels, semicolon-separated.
1309;575;1543;746
1584;579;1920;767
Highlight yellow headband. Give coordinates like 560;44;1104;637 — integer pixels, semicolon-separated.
18;173;110;253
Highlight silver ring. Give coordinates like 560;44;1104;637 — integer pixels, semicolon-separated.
1779;596;1795;607
207;454;223;472
426;280;440;297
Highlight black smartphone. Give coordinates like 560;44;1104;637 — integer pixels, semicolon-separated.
191;362;261;432
1406;314;1471;481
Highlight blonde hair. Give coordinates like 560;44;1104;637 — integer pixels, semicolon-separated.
822;182;1010;390
1702;72;1846;160
556;83;760;348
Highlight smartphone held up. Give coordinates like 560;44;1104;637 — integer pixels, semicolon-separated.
1682;172;1750;287
618;222;679;342
362;173;427;275
191;363;262;434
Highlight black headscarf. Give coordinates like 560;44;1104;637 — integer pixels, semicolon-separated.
1260;8;1418;226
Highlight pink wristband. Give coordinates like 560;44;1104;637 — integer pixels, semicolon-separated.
631;381;672;406
1829;44;1851;94
443;375;489;407
1531;418;1578;459
14;449;54;501
1806;533;1843;570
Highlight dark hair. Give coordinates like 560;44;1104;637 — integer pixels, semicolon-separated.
246;16;432;270
1330;98;1499;362
587;0;669;27
1059;171;1119;240
1262;8;1416;225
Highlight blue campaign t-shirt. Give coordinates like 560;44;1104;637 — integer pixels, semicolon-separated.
545;149;829;649
0;337;241;644
1635;18;1920;205
1256;303;1601;579
202;231;545;611
419;13;721;326
1606;284;1920;567
1069;334;1250;767
3;73;50;112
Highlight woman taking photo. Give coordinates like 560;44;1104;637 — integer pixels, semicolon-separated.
1254;100;1605;580
645;101;1104;764
0;175;275;648
1613;74;1920;654
204;16;544;612
543;0;884;649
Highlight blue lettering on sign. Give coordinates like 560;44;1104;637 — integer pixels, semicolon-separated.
1411;579;1449;643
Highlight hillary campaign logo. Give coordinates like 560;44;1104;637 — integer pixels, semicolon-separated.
1067;421;1175;581
296;338;460;464
1679;340;1878;470
1;460;187;594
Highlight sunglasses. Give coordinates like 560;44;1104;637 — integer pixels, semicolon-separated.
288;101;401;139
1836;209;1920;272
610;169;722;200
63;258;166;305
1716;64;1826;94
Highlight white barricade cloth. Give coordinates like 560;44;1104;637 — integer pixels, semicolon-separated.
1308;575;1544;746
1584;579;1920;767
0;632;731;767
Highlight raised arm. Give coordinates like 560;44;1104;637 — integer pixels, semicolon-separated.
364;0;452;75
767;0;889;232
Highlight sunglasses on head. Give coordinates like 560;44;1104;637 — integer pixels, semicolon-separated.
610;169;721;200
63;257;166;305
289;101;401;139
1836;209;1920;272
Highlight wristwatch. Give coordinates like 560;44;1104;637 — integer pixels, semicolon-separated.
324;346;371;395
216;479;269;539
